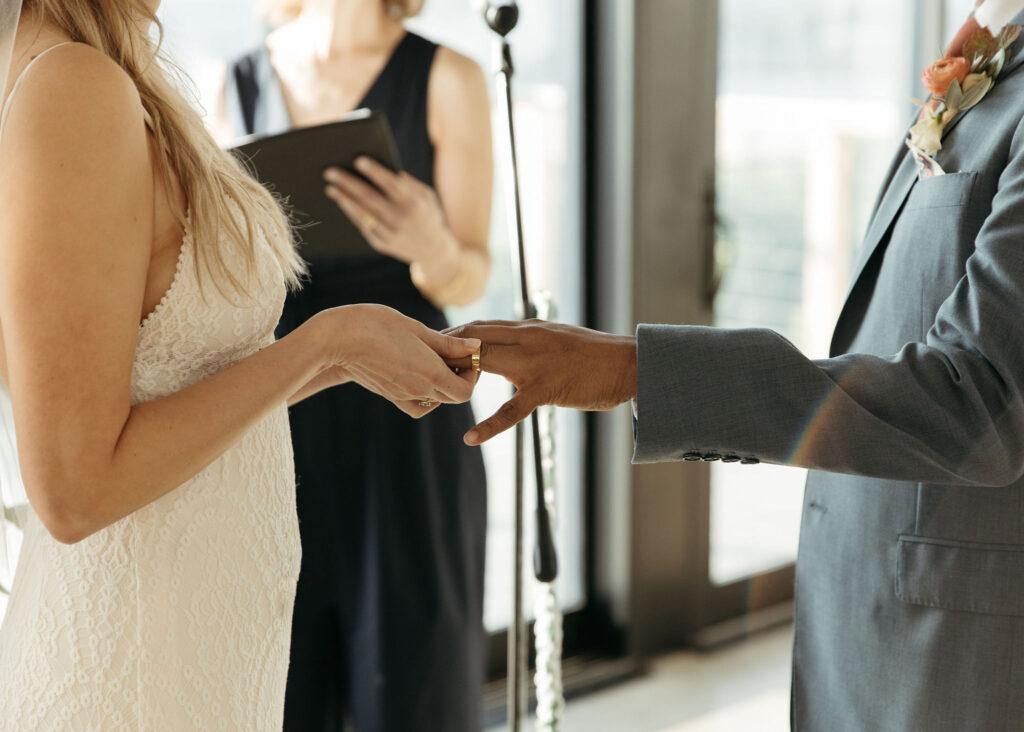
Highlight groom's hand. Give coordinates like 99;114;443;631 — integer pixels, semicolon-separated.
444;320;637;445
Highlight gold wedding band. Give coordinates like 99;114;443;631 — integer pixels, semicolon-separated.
363;213;378;232
418;400;434;408
471;348;481;373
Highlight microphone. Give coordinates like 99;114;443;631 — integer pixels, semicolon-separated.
484;0;519;38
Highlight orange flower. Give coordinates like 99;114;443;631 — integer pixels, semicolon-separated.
921;57;970;98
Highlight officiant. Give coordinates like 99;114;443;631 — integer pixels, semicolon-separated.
215;0;494;729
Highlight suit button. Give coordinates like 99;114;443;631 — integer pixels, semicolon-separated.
683;452;702;461
702;453;722;462
740;457;760;465
721;454;741;463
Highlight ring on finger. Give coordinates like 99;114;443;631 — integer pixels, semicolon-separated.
418;400;434;408
471;347;482;373
363;213;379;232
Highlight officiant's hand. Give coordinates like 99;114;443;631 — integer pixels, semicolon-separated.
444;320;637;445
323;157;455;267
311;304;480;418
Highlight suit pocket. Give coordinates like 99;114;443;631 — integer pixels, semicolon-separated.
896;534;1024;616
904;171;976;211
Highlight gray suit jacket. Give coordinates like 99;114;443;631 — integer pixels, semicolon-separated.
634;18;1024;732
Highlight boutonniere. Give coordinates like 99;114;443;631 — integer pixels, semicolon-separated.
907;22;1022;175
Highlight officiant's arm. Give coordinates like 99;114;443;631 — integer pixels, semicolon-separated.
324;48;493;308
0;49;478;545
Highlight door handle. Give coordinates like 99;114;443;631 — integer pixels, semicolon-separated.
703;175;733;309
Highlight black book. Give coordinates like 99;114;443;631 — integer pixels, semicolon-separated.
227;109;402;261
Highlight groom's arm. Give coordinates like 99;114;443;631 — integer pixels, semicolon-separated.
630;324;1022;485
632;110;1024;485
451;113;1024;486
452;313;1024;487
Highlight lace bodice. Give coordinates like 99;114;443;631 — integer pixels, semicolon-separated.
0;212;302;730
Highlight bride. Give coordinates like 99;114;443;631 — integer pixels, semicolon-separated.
0;0;480;728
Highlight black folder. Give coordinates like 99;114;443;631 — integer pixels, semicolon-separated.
228;109;402;261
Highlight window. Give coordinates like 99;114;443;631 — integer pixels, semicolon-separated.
710;0;918;583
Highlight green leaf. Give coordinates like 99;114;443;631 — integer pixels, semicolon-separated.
988;47;1008;78
959;74;994;110
998;24;1021;51
943;78;964;109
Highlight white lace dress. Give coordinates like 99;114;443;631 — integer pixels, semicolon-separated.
0;214;302;730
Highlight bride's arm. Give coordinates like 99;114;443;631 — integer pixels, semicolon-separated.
0;46;475;545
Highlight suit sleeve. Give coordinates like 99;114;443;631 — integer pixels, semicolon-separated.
633;118;1024;487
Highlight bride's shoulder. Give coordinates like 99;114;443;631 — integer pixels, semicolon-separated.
0;42;152;220
3;42;145;146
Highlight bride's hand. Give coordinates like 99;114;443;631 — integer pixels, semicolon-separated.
310;304;480;417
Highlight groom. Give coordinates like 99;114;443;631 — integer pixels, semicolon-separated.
450;2;1024;730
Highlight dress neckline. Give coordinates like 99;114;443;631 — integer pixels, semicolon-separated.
138;209;192;334
264;31;412;129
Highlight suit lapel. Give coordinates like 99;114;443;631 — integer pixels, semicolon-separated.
830;15;1024;355
843;148;917;300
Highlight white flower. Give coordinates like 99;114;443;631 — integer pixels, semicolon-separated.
909;114;945;156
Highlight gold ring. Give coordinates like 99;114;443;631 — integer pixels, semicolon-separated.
418;400;433;408
363;213;378;232
471;348;481;373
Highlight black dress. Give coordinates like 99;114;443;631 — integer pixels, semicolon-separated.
226;33;487;732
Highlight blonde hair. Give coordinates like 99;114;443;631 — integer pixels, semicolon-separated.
23;0;306;299
263;0;424;26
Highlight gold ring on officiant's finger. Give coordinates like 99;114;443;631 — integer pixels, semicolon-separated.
471;348;481;373
363;213;378;232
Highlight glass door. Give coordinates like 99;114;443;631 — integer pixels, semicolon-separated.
699;0;923;621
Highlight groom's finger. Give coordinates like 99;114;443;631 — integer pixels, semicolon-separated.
464;391;536;445
444;320;527;335
444;343;517;379
444;323;525;344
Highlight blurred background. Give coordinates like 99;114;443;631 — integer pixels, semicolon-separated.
0;0;977;729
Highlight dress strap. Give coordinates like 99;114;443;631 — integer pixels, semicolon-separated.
0;41;76;144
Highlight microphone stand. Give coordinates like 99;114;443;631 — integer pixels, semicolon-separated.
483;3;558;730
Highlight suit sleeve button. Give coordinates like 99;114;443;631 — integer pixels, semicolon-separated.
702;453;722;462
740;457;760;465
683;452;702;461
721;454;741;463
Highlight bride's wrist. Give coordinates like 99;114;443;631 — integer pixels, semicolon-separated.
305;304;387;372
301;307;352;373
